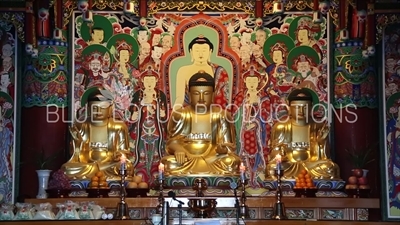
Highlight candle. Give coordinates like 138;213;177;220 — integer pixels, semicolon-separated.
276;154;282;170
240;163;246;181
158;163;164;180
120;154;127;171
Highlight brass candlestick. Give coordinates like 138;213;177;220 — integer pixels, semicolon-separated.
239;179;249;219
115;168;130;220
271;169;287;220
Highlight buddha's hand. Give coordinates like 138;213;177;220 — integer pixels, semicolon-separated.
317;122;330;141
216;143;232;154
69;125;83;142
174;150;187;165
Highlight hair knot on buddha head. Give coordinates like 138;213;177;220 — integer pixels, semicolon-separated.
188;71;215;90
287;88;313;104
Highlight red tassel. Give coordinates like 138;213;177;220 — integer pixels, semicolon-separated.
350;8;366;39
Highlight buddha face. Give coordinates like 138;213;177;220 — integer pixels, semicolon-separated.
91;29;104;44
191;44;211;64
189;85;214;111
88;100;112;121
272;50;283;64
143;76;157;89
245;76;259;91
297;29;310;43
289;100;312;122
119;49;130;63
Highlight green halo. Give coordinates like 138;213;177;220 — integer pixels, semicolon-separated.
81;15;114;43
81;44;114;65
106;33;139;63
263;34;295;64
386;92;400;116
288;15;322;41
80;86;103;107
0;92;13;118
287;46;320;69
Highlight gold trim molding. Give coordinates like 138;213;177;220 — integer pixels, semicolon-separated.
147;0;255;15
63;0;129;26
0;12;25;42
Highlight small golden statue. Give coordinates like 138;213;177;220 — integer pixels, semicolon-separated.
266;88;340;179
161;71;241;175
61;88;134;180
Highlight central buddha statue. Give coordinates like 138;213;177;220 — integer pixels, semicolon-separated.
161;71;241;175
61;88;134;180
265;88;340;180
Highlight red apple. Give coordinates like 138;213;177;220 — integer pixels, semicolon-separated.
348;176;358;184
352;169;363;178
358;177;368;185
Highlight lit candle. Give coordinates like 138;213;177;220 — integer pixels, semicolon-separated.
276;154;282;171
240;163;246;181
120;154;127;171
158;163;164;180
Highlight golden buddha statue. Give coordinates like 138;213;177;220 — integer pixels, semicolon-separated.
265;88;340;180
161;71;241;175
61;88;134;180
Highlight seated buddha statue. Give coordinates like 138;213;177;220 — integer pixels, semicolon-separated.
61;88;134;180
265;88;340;180
161;71;241;175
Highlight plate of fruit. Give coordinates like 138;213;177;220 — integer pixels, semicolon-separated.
86;171;110;198
293;169;318;197
125;175;149;197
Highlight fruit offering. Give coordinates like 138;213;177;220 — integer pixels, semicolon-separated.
127;175;149;189
48;169;72;189
294;169;316;189
90;171;108;189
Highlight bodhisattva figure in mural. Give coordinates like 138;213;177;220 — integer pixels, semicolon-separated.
62;88;134;180
265;88;340;179
161;71;241;175
130;69;167;183
175;35;230;109
232;68;269;187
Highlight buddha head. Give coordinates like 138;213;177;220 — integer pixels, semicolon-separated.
86;88;113;123
288;88;313;122
188;35;214;65
188;71;215;112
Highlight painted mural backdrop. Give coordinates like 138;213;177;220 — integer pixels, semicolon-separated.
0;22;16;203
383;25;400;219
72;12;329;187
